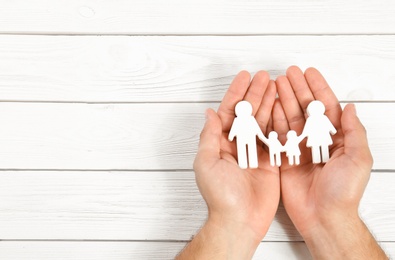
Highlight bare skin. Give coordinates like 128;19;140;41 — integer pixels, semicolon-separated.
274;66;387;259
176;71;280;259
176;67;388;259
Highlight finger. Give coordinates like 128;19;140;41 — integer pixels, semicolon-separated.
195;109;222;167
256;80;276;135
304;67;342;129
276;75;306;135
272;99;289;144
341;104;373;169
286;66;315;112
243;70;270;116
262;115;274;154
266;115;274;135
217;71;251;132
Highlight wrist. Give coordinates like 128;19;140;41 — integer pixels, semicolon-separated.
302;213;387;259
203;214;262;259
301;210;361;240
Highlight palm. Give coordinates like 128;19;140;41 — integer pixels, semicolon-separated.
275;66;372;235
194;70;280;240
280;136;357;231
217;132;279;232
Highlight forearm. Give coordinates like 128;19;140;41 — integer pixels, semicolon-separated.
302;215;387;260
176;217;261;260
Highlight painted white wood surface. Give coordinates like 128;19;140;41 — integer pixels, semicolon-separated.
1;0;394;258
0;242;313;260
0;0;394;34
0;171;393;242
0;103;393;170
1;241;394;260
2;241;394;260
0;35;395;102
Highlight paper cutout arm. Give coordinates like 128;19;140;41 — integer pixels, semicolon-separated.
258;134;270;147
298;123;309;140
228;118;238;141
297;133;306;143
328;119;337;135
254;120;269;146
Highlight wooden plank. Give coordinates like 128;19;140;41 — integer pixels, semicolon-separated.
0;171;393;241
0;241;313;260
0;103;393;170
0;35;395;102
1;241;393;259
0;1;394;34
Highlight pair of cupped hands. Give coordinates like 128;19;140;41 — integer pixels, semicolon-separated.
193;66;373;251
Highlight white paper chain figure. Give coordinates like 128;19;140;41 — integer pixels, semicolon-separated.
228;101;266;169
300;100;337;164
267;131;284;167
283;130;303;166
229;100;337;169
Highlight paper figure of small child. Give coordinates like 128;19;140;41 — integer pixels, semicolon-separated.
283;130;303;166
266;131;284;167
299;100;337;164
228;101;266;169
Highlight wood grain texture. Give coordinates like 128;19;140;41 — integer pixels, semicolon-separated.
1;241;393;259
1;35;395;102
0;241;313;260
0;103;393;170
0;171;393;242
1;0;394;257
1;241;394;260
0;1;394;34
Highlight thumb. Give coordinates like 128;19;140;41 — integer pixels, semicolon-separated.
341;104;373;168
195;108;222;165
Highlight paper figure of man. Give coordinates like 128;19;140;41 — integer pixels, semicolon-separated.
228;101;266;169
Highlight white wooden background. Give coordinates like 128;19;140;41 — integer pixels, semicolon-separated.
0;1;394;259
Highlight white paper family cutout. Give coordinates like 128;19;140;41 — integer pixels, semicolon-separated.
228;100;337;169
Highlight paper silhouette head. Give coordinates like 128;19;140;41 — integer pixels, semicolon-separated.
307;100;325;116
287;130;297;139
269;131;278;139
235;101;253;117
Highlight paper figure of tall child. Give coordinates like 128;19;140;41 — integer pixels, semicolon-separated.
229;100;337;168
267;131;284;167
